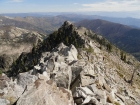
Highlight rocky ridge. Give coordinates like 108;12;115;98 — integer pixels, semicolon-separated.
1;21;140;105
75;19;140;61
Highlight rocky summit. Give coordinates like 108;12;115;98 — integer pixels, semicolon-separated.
0;21;140;105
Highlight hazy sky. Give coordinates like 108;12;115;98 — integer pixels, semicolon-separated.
0;0;140;17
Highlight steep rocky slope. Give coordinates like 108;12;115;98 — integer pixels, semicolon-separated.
1;21;140;105
75;19;140;61
0;25;46;72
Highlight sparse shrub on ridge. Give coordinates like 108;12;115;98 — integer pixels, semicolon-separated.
84;46;94;53
120;51;126;62
106;43;112;52
114;102;120;105
0;70;2;74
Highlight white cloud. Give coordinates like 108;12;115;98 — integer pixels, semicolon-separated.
80;0;140;12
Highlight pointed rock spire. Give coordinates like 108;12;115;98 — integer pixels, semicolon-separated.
63;21;72;26
60;21;77;31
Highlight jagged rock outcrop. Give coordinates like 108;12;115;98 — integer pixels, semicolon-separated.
8;21;85;76
0;21;140;105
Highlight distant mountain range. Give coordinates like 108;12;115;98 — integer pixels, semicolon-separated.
0;15;45;34
14;16;77;34
75;19;140;61
2;13;140;28
0;15;82;34
58;14;140;29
